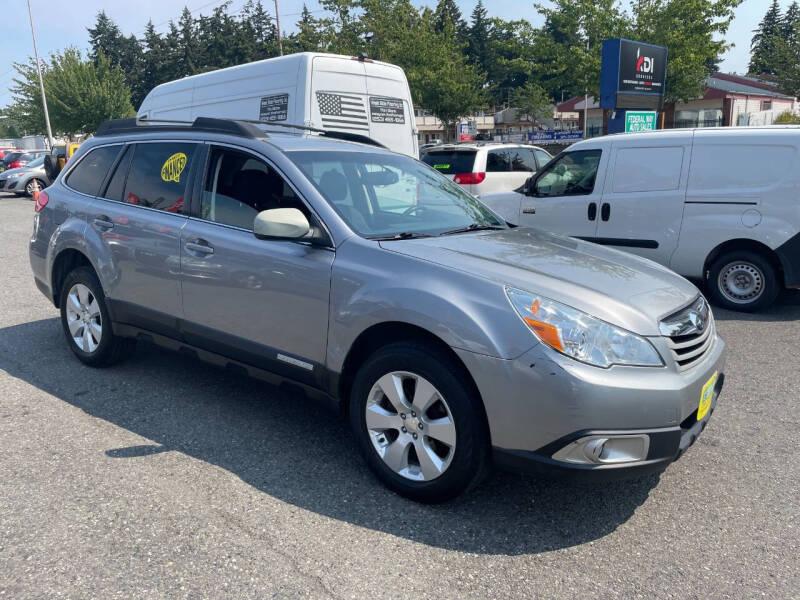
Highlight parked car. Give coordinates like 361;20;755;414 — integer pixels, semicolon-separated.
0;155;49;196
0;147;21;162
30;117;725;503
478;126;800;311
421;142;552;197
2;149;47;171
138;52;418;158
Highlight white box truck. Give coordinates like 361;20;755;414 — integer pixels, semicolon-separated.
137;52;419;157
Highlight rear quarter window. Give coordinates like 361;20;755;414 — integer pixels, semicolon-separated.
66;145;122;196
421;151;476;174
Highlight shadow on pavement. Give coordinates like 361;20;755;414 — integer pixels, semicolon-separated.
712;290;800;322
1;317;662;556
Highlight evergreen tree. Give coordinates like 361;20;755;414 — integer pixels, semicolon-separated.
783;1;800;46
291;5;325;52
141;21;166;100
87;11;124;65
433;0;467;40
467;1;492;75
749;0;782;76
178;7;200;76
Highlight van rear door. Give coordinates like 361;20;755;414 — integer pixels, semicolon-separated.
363;61;417;157
310;56;371;136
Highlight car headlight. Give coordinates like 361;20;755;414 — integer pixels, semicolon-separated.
6;173;21;179
505;286;663;368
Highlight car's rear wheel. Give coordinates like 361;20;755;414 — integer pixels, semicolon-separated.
707;250;780;312
59;267;134;366
349;342;489;503
24;178;46;197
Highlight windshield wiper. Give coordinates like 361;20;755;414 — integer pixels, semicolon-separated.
371;231;433;241
438;223;505;236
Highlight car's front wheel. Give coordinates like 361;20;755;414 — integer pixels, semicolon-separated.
349;342;489;503
59;267;133;367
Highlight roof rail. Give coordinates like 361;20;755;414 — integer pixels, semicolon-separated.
232;118;387;150
95;117;269;139
96;116;388;150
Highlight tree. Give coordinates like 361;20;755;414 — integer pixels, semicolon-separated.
87;11;144;107
633;0;741;103
290;5;326;52
749;0;782;76
466;2;492;79
7;48;134;137
513;81;552;126
783;1;800;46
433;0;467;40
774;20;800;96
178;7;200;76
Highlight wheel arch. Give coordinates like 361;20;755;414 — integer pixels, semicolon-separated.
703;238;784;285
50;248;96;308
336;321;490;439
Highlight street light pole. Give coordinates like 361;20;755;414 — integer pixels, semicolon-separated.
273;0;283;56
26;0;54;148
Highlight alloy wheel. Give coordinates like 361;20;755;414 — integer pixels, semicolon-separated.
65;283;103;353
365;371;456;481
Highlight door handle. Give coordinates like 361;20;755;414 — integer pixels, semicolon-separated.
93;215;114;230
522;207;536;215
185;240;214;256
601;203;610;221
587;202;597;221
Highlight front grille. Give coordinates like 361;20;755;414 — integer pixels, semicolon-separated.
660;296;715;371
666;324;714;370
7;180;16;190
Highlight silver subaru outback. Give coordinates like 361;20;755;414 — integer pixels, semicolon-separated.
29;118;725;503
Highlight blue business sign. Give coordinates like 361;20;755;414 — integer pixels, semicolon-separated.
601;38;667;110
530;131;583;144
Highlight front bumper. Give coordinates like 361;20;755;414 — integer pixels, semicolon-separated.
493;374;723;481
455;332;725;480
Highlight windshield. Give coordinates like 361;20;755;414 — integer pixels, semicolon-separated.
27;156;45;168
288;150;504;239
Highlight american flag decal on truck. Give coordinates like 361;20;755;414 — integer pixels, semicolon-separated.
316;92;370;131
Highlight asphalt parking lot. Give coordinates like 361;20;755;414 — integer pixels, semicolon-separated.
1;191;798;599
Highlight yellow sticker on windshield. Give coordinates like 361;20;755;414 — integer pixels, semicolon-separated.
160;152;187;183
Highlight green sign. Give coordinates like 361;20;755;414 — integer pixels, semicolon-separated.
625;111;658;133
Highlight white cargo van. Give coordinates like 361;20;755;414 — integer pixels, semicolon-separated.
137;52;418;157
479;126;800;311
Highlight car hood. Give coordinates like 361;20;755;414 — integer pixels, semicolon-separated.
379;227;699;335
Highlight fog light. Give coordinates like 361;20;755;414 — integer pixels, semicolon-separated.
552;434;650;465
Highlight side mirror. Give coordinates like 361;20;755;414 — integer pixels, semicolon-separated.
524;175;537;196
253;208;310;240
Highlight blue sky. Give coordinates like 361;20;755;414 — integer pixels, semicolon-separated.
0;0;787;108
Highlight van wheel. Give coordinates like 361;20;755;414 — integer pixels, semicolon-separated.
707;250;780;312
349;342;489;503
59;267;134;367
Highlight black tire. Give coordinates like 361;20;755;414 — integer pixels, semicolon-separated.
349;341;489;503
59;266;134;367
706;250;781;312
24;178;46;197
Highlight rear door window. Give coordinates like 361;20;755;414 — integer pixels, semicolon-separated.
486;149;511;172
66;145;122;197
123;142;197;213
509;147;537;172
421;150;476;174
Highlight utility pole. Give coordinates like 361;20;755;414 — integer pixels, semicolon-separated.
583;40;589;139
274;0;283;56
27;0;54;148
